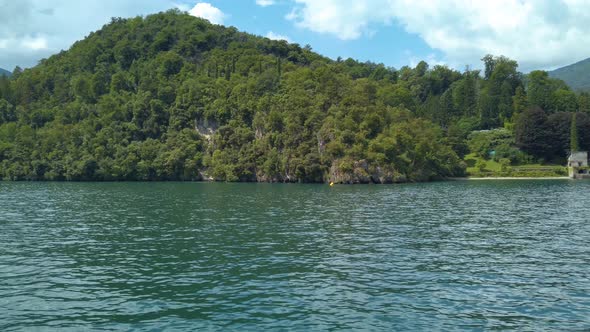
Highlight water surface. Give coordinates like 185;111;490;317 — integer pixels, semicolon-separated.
1;181;589;330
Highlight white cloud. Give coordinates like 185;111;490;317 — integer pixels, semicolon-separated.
287;0;590;71
188;2;226;25
0;35;48;51
287;1;392;40
21;36;48;50
256;0;275;7
406;51;446;68
266;31;290;42
0;0;176;69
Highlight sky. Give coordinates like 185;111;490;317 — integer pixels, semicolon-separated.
0;0;589;73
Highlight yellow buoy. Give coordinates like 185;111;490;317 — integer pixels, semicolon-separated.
329;182;334;186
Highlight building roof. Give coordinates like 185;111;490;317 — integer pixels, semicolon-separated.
569;151;588;162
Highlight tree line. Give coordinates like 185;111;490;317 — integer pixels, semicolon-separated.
0;10;587;182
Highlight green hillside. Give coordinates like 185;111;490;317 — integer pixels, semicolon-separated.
0;68;10;77
549;57;590;91
0;10;588;182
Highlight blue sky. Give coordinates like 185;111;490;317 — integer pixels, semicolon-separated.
177;0;443;70
0;0;589;72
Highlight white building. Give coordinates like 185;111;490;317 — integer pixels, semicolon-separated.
568;151;589;179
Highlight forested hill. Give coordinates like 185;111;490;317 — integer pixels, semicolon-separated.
0;10;587;182
0;68;10;77
549;57;590;92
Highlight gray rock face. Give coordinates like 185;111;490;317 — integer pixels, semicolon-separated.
329;159;406;184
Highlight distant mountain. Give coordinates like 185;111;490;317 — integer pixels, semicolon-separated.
549;57;590;92
0;68;10;77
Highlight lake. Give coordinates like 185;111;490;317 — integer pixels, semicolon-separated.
1;181;589;331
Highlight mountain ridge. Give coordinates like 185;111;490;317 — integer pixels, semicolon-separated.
0;68;10;77
549;57;590;91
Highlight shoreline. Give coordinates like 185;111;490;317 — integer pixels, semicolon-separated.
450;177;571;181
0;177;576;183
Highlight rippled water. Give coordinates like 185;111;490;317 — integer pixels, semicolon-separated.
1;181;589;331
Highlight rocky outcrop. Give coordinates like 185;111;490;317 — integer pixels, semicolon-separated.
195;119;218;141
329;159;407;184
255;172;283;183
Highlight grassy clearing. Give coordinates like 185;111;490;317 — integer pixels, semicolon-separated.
464;154;567;177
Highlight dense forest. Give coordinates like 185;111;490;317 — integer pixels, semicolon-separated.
0;10;588;182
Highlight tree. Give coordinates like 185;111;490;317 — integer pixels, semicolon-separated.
438;89;454;127
499;158;511;172
482;55;495;80
579;92;590;113
415;61;429;77
571;112;580;152
0;10;535;182
476;159;487;172
114;39;138;69
526;71;570;113
452;70;478;117
512;85;527;114
0;99;15;124
514;107;551;158
552;89;578;113
546;112;574;158
159;51;184;77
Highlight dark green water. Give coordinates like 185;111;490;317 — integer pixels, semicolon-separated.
1;181;589;331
